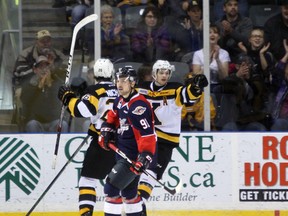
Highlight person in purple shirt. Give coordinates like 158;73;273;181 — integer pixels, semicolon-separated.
131;5;172;63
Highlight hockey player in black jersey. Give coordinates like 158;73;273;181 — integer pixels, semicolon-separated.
58;58;118;216
98;66;157;216
136;60;208;214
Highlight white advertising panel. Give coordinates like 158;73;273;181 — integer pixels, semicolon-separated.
0;133;287;213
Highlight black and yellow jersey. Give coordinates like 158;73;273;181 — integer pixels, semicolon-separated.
137;81;199;147
67;81;118;136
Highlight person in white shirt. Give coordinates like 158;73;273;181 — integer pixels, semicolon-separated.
192;24;230;92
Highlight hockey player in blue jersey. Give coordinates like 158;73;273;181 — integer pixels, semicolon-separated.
136;60;208;215
58;58;118;216
98;66;157;216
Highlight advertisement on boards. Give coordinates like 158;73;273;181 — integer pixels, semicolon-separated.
0;133;287;213
238;134;288;202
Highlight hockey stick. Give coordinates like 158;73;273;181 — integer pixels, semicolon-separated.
108;143;182;195
26;135;90;216
52;14;98;169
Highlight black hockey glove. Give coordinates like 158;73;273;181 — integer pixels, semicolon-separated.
130;152;153;175
189;74;208;97
98;122;116;151
58;85;76;106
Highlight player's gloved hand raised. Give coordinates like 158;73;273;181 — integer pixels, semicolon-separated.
130;152;153;175
98;122;116;151
58;85;76;106
189;74;208;97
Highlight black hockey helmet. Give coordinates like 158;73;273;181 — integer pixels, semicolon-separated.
115;66;137;82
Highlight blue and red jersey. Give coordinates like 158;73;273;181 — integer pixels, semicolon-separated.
107;90;156;161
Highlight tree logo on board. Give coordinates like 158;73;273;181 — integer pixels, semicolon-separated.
0;137;41;201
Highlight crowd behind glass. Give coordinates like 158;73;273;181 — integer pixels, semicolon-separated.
10;0;288;132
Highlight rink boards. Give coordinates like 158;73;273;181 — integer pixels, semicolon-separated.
1;133;288;215
1;210;288;216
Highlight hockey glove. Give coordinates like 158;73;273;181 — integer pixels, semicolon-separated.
58;85;76;106
130;152;153;175
189;74;208;97
98;122;116;151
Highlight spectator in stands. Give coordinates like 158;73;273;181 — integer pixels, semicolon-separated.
70;0;94;49
131;5;172;63
238;28;274;80
86;4;131;61
71;0;94;28
264;0;288;61
270;39;288;131
152;0;191;18
183;1;203;52
220;54;268;131
20;56;68;132
213;0;248;21
53;0;84;25
215;0;253;62
192;24;230;92
165;0;203;61
13;30;66;87
237;28;275;113
13;30;66;131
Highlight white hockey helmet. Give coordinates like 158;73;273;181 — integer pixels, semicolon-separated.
152;60;175;79
93;58;114;78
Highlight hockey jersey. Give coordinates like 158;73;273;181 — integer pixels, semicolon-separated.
137;81;199;147
107;90;156;160
67;81;118;136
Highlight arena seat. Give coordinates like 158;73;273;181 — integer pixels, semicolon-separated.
85;6;122;29
124;5;146;28
169;61;190;84
249;4;280;28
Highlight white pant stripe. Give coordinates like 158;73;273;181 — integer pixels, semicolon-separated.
123;199;143;214
104;201;123;215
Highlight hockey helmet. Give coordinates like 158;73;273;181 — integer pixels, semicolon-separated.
93;58;114;78
115;66;137;82
152;60;175;79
